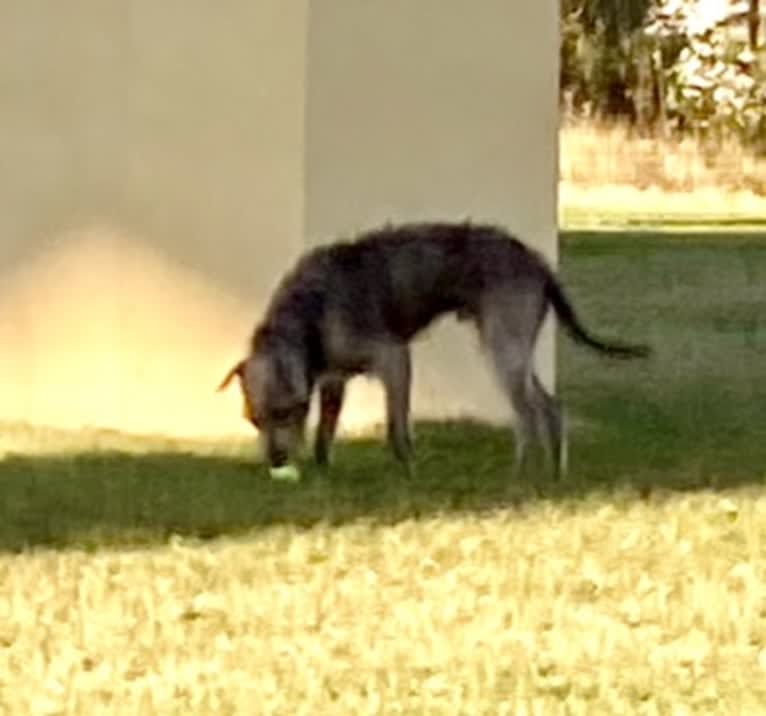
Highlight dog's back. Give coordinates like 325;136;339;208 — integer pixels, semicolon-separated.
259;222;547;345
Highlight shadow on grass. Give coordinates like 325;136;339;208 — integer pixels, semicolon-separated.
1;411;764;553
0;421;517;553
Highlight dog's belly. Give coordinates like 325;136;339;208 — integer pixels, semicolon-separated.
321;312;395;375
317;367;362;386
322;344;377;376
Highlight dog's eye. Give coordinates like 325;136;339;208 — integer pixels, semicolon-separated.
270;401;310;424
270;408;293;424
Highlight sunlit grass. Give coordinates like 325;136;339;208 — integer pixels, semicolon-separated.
3;491;766;714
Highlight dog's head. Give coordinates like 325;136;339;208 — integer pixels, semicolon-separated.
218;343;310;467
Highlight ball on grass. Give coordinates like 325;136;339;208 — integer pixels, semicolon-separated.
269;464;301;482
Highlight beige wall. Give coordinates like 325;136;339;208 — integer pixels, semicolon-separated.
0;2;557;439
0;1;309;437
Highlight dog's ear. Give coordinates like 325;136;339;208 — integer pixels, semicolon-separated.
217;360;245;392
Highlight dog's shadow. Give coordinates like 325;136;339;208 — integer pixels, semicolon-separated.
1;418;763;553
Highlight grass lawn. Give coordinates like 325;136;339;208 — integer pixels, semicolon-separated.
2;231;766;714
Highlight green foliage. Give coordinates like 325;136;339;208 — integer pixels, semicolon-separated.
574;0;653;39
560;0;654;121
561;0;766;149
646;0;766;150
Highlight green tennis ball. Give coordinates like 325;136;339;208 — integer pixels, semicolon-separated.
269;464;301;482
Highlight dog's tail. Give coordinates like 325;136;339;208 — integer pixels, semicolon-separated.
545;272;651;359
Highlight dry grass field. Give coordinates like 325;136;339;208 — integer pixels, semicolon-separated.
3;489;766;715
560;122;766;229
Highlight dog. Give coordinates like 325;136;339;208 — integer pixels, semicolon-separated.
218;221;650;478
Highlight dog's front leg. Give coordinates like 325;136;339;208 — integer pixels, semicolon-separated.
314;377;346;467
376;344;414;469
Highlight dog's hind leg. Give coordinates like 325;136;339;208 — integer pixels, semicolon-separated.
484;333;567;480
530;374;567;480
501;366;539;479
479;290;547;478
315;376;347;467
482;334;538;476
374;343;414;469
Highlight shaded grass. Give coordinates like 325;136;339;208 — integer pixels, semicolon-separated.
0;423;535;552
560;231;766;478
2;231;765;552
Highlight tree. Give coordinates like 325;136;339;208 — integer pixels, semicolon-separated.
645;0;766;149
748;0;760;49
576;0;653;40
560;0;654;120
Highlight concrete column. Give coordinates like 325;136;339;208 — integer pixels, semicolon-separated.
304;1;559;428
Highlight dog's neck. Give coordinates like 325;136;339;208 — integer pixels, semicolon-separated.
252;265;329;384
252;314;324;387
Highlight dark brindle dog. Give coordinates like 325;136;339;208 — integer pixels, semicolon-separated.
219;221;650;477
